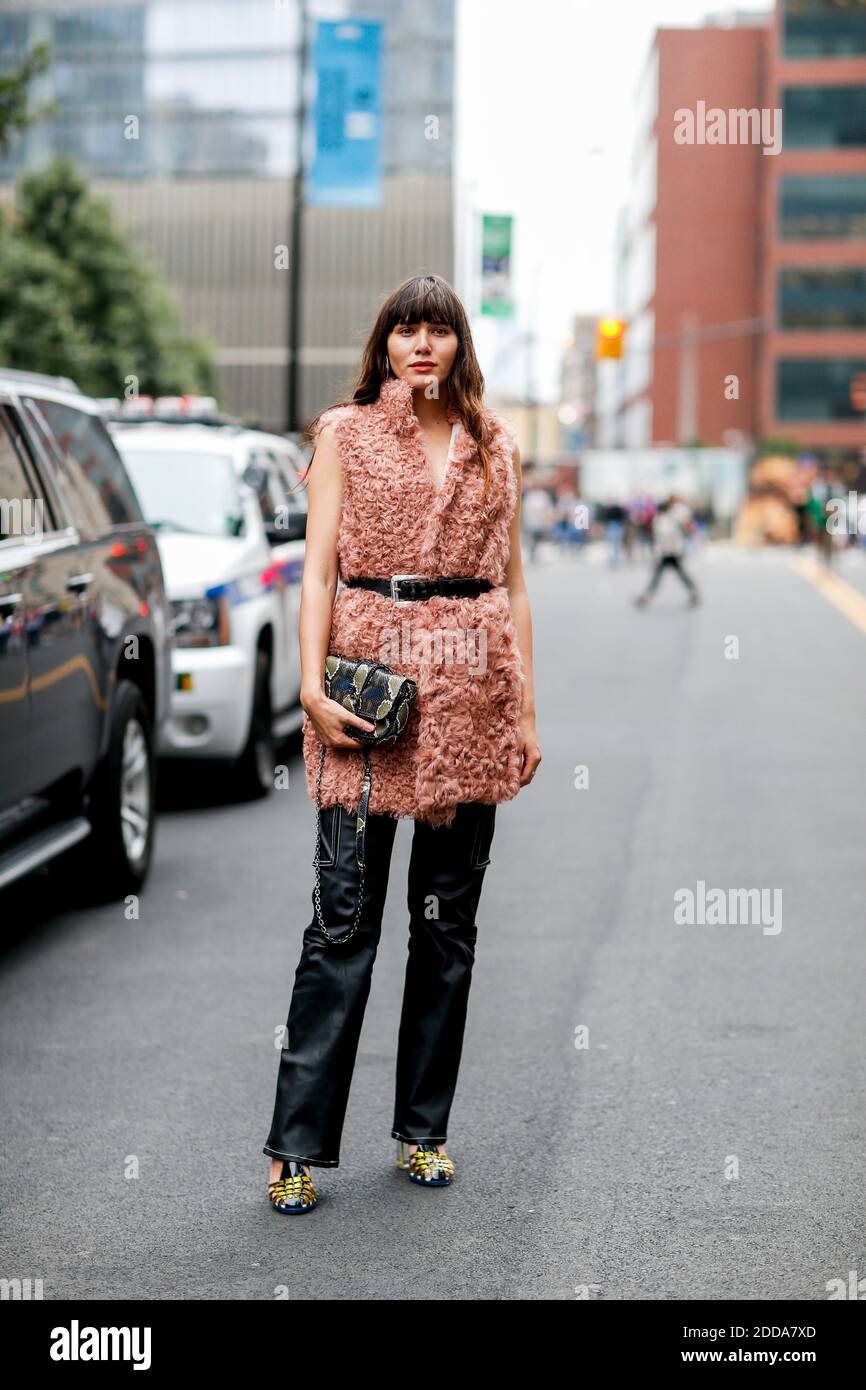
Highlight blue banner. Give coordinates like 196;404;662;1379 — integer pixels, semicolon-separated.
307;19;383;208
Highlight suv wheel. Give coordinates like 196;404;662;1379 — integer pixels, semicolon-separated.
233;647;274;799
83;680;156;899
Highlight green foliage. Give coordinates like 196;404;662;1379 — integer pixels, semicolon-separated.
0;156;217;399
0;43;56;156
0;225;94;381
755;436;802;458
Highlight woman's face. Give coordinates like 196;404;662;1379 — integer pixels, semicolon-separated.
385;320;459;394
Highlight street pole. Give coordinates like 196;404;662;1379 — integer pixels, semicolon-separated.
287;0;309;434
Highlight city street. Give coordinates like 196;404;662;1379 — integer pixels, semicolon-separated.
2;544;865;1300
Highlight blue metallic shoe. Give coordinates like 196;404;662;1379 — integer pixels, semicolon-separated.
395;1139;455;1186
268;1160;319;1213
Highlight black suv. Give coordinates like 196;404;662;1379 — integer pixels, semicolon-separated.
0;370;172;900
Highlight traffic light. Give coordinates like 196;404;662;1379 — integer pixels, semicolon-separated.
596;317;627;360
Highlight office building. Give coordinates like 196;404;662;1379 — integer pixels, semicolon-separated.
603;16;769;448
601;1;866;461
0;0;456;430
760;0;866;454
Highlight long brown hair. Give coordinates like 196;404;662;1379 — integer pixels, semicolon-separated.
305;273;495;496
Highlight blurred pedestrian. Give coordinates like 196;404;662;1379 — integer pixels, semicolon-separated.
634;495;700;607
806;477;834;567
522;483;553;562
602;499;628;569
551;487;586;555
627;494;655;561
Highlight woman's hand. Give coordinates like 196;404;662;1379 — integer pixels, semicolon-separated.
517;711;541;787
303;690;377;749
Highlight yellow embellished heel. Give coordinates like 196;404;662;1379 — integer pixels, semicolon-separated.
268;1160;319;1213
395;1139;455;1185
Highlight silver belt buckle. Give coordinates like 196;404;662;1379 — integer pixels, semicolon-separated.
390;573;425;605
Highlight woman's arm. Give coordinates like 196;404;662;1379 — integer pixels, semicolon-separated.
299;423;376;746
503;441;542;787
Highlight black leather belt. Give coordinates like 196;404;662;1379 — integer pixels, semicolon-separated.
346;575;494;604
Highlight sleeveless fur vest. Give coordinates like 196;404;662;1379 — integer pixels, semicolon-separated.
302;374;526;827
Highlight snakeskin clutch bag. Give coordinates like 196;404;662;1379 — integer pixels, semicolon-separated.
313;655;417;946
323;654;417;745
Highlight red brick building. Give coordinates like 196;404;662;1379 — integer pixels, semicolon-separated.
604;1;866;461
760;0;866;453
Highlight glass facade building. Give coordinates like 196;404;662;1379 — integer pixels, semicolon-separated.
782;85;866;148
778;268;866;329
0;0;456;428
766;0;866;450
782;0;866;59
779;174;866;240
777;358;866;419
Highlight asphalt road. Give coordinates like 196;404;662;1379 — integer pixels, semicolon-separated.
2;541;865;1300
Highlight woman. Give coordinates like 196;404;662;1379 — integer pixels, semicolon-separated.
263;273;541;1213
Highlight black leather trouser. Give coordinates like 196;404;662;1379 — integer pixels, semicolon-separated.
262;799;496;1168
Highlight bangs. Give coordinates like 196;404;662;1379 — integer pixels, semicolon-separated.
387;278;457;332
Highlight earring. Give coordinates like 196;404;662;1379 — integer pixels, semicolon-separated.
382;356;391;378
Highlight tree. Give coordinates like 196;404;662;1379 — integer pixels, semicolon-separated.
0;157;216;398
0;43;56;156
1;47;216;397
0;229;95;383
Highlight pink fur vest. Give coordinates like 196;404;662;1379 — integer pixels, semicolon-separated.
302;374;526;827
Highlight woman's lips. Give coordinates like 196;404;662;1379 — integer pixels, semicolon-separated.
411;363;436;371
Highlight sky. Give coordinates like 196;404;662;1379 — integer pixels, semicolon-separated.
455;0;772;400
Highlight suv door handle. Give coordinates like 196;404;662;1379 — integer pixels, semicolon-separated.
0;593;23;614
67;573;94;593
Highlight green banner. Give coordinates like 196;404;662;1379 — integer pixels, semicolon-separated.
481;214;514;317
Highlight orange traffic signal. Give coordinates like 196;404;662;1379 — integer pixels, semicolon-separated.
596;317;627;359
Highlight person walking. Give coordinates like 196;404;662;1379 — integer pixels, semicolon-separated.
634;495;700;607
262;274;541;1213
521;483;553;562
602;499;628;569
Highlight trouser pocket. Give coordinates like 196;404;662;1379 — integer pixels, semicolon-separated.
315;804;342;869
469;802;496;869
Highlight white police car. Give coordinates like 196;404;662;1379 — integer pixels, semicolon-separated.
109;409;307;797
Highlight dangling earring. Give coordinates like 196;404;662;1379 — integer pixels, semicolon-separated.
382;355;392;379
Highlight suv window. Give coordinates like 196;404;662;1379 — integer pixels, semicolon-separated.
272;450;308;515
29;398;143;533
118;445;244;539
245;449;284;528
0;408;45;542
